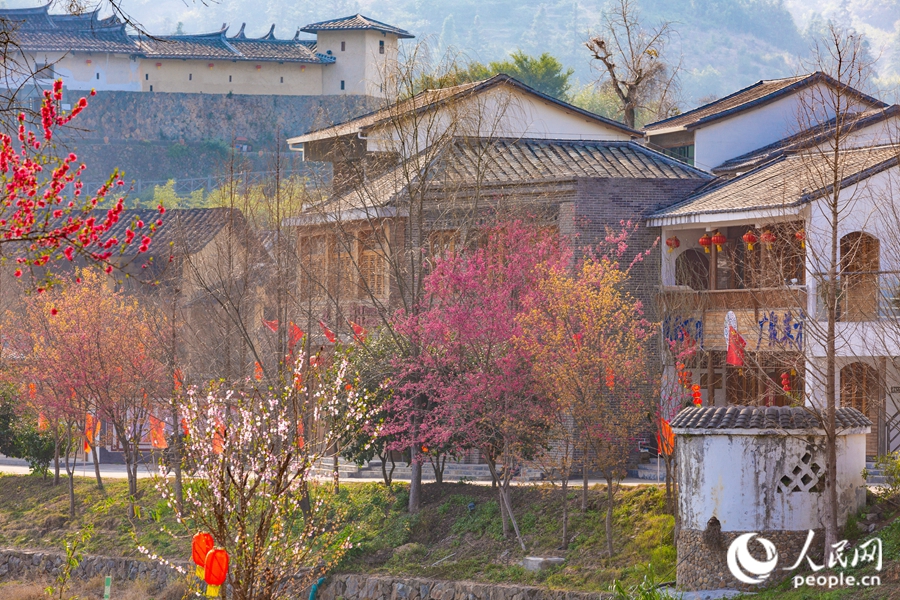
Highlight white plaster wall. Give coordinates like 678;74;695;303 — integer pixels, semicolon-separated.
364;85;634;156
693;82;873;172
677;431;867;532
318;30;397;97
26;51;141;91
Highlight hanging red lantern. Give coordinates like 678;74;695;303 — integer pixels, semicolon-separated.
191;532;214;579
691;384;702;406
710;230;727;252
665;236;680;253
781;372;791;393
204;547;229;597
795;229;805;249
605;367;615;389
742;230;758;251
698;233;712;253
760;230;776;250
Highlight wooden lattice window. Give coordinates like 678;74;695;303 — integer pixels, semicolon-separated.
358;229;387;299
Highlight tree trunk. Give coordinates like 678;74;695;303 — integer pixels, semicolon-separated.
332;444;340;494
605;475;615;557
91;443;103;492
408;426;421;513
53;433;60;485
431;453;445;484
561;474;569;550
582;465;589;512
500;477;526;552
172;405;183;512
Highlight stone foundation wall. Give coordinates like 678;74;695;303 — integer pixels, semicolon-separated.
677;528;823;591
318;574;611;600
0;548;188;589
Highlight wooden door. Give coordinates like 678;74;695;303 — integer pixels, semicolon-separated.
841;232;880;321
841;362;881;457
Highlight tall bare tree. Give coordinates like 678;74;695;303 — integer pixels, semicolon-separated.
585;0;679;128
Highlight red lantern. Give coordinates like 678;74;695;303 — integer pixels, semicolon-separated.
204;547;229;597
665;236;680;253
781;372;791;393
711;230;726;252
742;230;758;251
691;384;702;406
191;532;214;579
760;230;776;250
698;233;712;254
795;229;805;249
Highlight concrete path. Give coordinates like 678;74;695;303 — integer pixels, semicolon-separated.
0;457;661;486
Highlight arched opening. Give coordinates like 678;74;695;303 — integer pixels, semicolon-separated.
841;362;881;457
676;249;709;291
840;232;880;321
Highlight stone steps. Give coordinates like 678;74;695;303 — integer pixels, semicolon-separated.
628;457;674;482
866;461;889;485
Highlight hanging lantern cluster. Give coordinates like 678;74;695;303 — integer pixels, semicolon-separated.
666;235;681;253
698;233;712;253
795;229;806;249
742;230;758;251
760;230;776;250
605;367;615;390
192;532;214;579
676;362;692;388
711;230;727;252
192;533;230;597
781;372;791;393
691;384;702;406
204;547;230;597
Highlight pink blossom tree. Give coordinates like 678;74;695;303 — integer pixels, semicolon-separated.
384;222;565;549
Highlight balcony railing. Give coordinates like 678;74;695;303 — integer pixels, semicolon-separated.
814;271;900;320
660;286;807;313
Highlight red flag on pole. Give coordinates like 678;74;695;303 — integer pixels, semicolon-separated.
149;415;168;449
84;414;100;452
289;322;304;349
319;321;336;343
37;412;48;432
657;419;675;455
349;321;367;343
262;319;278;333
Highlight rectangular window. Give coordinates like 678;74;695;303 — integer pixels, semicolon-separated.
149;85;153;91
340;80;345;90
96;73;99;80
341;41;346;51
379;40;385;54
280;76;284;83
189;73;192;80
145;73;149;80
229;75;232;82
359;230;386;298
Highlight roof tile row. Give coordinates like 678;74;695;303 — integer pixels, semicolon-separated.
670;405;871;430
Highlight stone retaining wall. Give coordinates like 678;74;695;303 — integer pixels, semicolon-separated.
676;528;821;591
318;574;611;600
0;547;188;589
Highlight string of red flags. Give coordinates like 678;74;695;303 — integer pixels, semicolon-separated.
349;320;367;343
319;321;336;343
149;414;168;449
262;319;278;333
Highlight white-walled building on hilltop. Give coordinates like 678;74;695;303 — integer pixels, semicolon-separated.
0;5;412;97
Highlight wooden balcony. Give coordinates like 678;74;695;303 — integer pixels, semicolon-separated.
660;286;807;313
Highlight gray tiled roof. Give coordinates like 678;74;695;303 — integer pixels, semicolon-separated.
101;207;247;256
644;72;887;133
649;145;900;221
0;6;333;63
0;6;138;53
444;138;709;183
299;137;709;220
670;405;871;430
137;28;332;63
712;106;900;175
301;14;414;39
